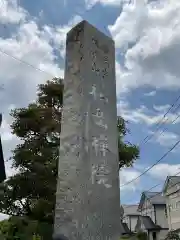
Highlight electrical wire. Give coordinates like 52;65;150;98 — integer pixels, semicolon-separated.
122;183;162;211
139;96;180;146
122;168;180;212
120;101;180;189
0;49;56;78
1;0;180;193
120;140;180;188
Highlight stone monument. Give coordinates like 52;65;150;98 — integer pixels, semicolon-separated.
53;20;120;239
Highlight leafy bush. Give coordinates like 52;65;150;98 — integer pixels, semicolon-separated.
32;234;42;240
165;230;180;240
0;217;52;240
120;236;131;240
136;231;148;240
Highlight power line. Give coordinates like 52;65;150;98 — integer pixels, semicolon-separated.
121;103;180;189
153;109;180;143
120;139;180;188
0;0;61;78
122;183;162;212
6;0;180;196
139;102;180;148
139;95;180;146
123;169;180;211
121;102;180;189
0;48;56;78
2;0;180;191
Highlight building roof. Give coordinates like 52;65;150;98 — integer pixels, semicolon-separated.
138;191;166;210
122;222;131;234
163;176;180;193
135;216;161;232
120;221;131;234
141;216;161;230
122;205;140;216
144;191;166;204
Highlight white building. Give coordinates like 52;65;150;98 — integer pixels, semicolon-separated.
123;204;140;232
163;176;180;233
135;191;169;240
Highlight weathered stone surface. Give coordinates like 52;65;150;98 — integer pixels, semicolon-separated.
53;20;120;240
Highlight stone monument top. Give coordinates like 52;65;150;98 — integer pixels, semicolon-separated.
67;20;114;42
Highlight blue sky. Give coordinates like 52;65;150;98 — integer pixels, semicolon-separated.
1;0;180;219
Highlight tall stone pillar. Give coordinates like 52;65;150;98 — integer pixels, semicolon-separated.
53;20;120;240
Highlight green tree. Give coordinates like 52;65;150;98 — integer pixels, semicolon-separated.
0;78;139;234
165;230;180;240
0;216;49;239
117;116;139;169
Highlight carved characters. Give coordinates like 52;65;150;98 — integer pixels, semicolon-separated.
91;164;112;188
92;135;108;157
89;84;108;104
92;108;108;130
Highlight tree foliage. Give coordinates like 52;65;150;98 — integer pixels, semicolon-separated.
0;216;50;239
165;230;180;240
117;117;139;169
136;231;148;240
0;78;139;235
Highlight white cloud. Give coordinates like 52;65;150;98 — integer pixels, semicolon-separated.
144;90;156;97
0;20;63;110
153;131;179;147
0;2;85;187
0;0;26;24
109;0;180;94
85;0;123;9
120;167;141;192
117;100;180;126
148;163;180;180
0;1;74;185
0;2;89;192
43;15;82;58
153;104;170;112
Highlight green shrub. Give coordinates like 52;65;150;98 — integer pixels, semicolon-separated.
165;230;180;240
32;234;42;240
136;231;148;240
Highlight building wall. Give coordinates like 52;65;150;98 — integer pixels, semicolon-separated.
149;231;157;240
124;215;139;232
165;190;180;230
141;198;168;228
130;216;139;232
148;230;168;240
141;199;155;223
154;205;169;228
149;232;153;240
140;199;168;240
124;216;130;229
123;205;140;233
166;184;180;196
158;229;168;240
